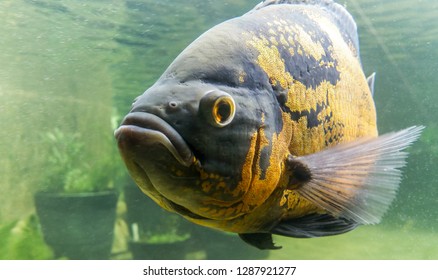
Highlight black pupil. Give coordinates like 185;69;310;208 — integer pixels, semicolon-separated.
217;101;231;122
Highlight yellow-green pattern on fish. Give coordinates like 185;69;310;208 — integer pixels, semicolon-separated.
115;0;423;249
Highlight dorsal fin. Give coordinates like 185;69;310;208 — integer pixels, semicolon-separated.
252;0;359;55
367;72;376;97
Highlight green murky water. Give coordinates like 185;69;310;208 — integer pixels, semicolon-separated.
0;0;437;259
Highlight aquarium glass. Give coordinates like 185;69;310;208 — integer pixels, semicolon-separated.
0;0;437;260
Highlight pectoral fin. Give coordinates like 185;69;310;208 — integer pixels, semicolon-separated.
286;126;424;225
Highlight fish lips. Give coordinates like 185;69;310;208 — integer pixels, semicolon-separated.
115;112;194;168
115;112;213;220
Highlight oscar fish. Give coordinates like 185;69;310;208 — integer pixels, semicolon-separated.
115;0;423;249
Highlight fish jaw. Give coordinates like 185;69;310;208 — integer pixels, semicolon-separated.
114;112;203;211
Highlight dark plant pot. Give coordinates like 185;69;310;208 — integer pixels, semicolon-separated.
34;190;118;259
129;240;189;260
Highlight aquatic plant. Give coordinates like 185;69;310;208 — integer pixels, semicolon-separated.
40;128;123;193
0;215;53;260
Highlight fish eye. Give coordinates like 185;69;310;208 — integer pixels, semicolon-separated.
212;96;235;126
200;90;236;127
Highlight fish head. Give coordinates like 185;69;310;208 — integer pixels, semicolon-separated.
115;79;274;222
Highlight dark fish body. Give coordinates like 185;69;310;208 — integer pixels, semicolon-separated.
115;0;423;249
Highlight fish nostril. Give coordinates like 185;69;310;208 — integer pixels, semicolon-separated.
168;101;178;108
166;101;180;113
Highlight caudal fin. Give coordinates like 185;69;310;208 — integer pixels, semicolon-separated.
287;126;424;225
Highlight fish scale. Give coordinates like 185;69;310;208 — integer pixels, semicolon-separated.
115;0;423;249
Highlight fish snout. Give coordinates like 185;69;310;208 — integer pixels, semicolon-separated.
115;112;194;167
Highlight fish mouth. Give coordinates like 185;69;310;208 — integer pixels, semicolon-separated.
114;112;194;167
115;112;209;220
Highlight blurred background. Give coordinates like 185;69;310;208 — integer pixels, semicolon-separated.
0;0;437;259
